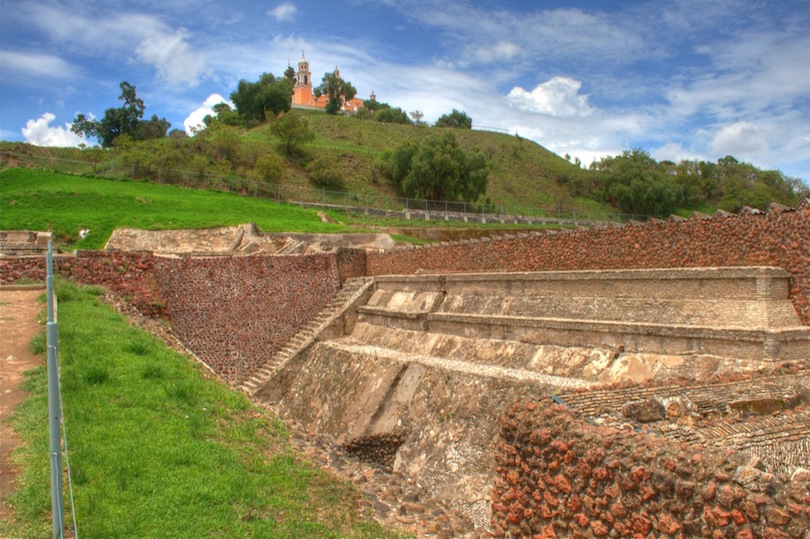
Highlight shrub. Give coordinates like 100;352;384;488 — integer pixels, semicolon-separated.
307;157;345;191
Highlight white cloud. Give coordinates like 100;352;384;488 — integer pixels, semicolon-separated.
268;3;298;21
22;113;85;147
135;28;207;86
507;77;594;117
474;41;520;63
709;121;770;157
0;50;76;80
183;94;235;135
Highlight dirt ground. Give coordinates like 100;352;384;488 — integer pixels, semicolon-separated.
0;288;45;524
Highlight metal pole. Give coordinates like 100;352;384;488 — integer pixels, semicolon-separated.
46;244;64;539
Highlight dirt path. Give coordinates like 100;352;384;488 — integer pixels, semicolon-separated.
0;287;45;524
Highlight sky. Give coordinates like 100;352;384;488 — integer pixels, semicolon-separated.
2;0;809;182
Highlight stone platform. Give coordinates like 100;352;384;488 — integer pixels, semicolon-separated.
358;267;810;362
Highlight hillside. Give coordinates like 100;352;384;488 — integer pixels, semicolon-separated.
0;111;608;217
2;109;806;223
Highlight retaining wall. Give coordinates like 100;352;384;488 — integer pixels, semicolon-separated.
493;401;810;538
1;251;345;384
0;251;165;317
366;203;810;325
153;254;340;383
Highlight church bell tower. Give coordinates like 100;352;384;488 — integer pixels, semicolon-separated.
293;52;313;105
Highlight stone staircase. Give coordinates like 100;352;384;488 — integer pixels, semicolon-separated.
238;277;373;395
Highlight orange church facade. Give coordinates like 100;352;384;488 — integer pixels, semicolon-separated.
291;53;369;113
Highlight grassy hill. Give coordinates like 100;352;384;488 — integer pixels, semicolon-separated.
2;109;805;232
0;111;608;217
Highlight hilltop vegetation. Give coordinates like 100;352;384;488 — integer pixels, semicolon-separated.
3;76;806;219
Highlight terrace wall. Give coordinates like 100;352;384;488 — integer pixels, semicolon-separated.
366;203;810;325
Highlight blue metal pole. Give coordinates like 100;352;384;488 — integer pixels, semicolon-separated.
46;243;64;538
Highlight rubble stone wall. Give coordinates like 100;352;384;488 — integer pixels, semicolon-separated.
0;251;165;317
1;252;342;384
153;254;340;384
367;205;810;325
493;401;810;538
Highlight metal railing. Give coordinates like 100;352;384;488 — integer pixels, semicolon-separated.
0;150;655;225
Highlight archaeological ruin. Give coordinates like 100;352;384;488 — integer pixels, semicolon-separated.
2;199;809;537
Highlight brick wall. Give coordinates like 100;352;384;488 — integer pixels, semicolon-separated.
153;254;340;384
493;401;810;538
367;203;810;325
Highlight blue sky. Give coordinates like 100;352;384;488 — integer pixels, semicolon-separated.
2;0;809;181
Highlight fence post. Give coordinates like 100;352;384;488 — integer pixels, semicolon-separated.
45;243;64;539
132;163;135;179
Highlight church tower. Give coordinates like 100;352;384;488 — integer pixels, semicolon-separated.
293;52;313;105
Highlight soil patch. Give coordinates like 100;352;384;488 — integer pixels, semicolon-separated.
0;288;45;524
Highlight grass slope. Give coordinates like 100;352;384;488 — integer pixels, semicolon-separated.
3;280;399;539
0;168;346;249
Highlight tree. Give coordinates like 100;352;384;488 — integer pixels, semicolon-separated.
597;148;681;216
284;64;296;82
72;81;169;147
269;111;315;156
435;109;472;129
203;103;240;127
314;72;356;114
395;131;488;202
375;106;411;124
230;73;293;124
410;110;425;126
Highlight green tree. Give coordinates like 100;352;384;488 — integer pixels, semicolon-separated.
269;111;315;156
435;109;472;129
395;131;488;202
409;110;425;126
597;148;681;216
375;106;411;124
284;64;296;82
230;73;293;124
314;72;357;114
203;103;241;128
72;81;170;147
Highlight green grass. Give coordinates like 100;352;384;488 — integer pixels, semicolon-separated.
0;168;346;249
1;167;584;250
2;280;401;539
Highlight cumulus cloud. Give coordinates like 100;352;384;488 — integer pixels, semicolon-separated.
709;121;770;157
135;28;207;86
183;94;235;135
507;77;594;117
268;2;298;21
22;113;85;147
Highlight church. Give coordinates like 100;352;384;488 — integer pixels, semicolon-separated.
290;53;372;113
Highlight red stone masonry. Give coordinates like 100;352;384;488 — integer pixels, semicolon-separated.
153;254;341;384
367;201;810;325
493;401;810;538
0;251;165;317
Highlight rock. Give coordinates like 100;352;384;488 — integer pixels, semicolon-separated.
622;397;666;423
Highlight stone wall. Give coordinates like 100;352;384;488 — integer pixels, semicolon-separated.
0;251;165;317
493;401;810;538
1;251;342;384
153;254;340;384
367;202;810;325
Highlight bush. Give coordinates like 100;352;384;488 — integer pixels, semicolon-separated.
307;157;345;191
253;152;285;183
